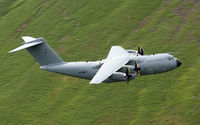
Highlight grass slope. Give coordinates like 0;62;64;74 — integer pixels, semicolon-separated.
0;0;200;124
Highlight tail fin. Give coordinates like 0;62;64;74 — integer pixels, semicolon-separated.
9;36;64;66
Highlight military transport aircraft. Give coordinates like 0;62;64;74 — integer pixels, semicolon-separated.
9;36;182;84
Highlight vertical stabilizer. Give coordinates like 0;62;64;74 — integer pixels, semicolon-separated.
9;36;64;66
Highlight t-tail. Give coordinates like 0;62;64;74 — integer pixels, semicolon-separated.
9;36;64;66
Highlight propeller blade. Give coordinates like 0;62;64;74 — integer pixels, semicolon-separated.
138;45;144;55
125;67;129;84
134;61;141;76
138;66;141;76
138;45;141;54
134;61;138;76
125;67;132;84
141;48;144;55
135;61;137;69
126;77;129;84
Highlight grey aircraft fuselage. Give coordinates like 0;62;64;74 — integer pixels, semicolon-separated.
40;53;182;83
9;37;182;84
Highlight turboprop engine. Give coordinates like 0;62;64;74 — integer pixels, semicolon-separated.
117;60;141;84
118;65;135;73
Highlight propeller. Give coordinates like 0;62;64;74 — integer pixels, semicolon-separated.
134;61;141;76
125;61;141;84
125;67;132;84
138;45;144;55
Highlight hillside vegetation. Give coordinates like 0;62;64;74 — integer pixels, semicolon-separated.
0;0;200;124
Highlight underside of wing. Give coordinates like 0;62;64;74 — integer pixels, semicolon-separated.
90;46;130;84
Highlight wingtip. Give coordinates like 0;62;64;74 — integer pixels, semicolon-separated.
89;81;101;85
8;50;15;53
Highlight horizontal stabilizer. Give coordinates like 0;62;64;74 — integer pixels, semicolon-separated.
9;38;44;53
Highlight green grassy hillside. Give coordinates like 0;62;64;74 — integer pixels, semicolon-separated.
0;0;200;124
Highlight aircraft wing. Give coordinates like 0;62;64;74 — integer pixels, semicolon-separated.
90;46;130;84
107;46;129;59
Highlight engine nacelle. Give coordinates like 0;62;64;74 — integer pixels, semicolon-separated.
109;72;126;81
118;65;135;73
126;50;138;54
109;72;136;81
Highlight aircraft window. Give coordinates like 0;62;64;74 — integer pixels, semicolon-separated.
168;57;174;60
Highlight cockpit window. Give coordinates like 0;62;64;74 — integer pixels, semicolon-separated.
168;57;174;61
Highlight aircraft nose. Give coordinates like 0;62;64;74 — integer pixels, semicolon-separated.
176;59;182;67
